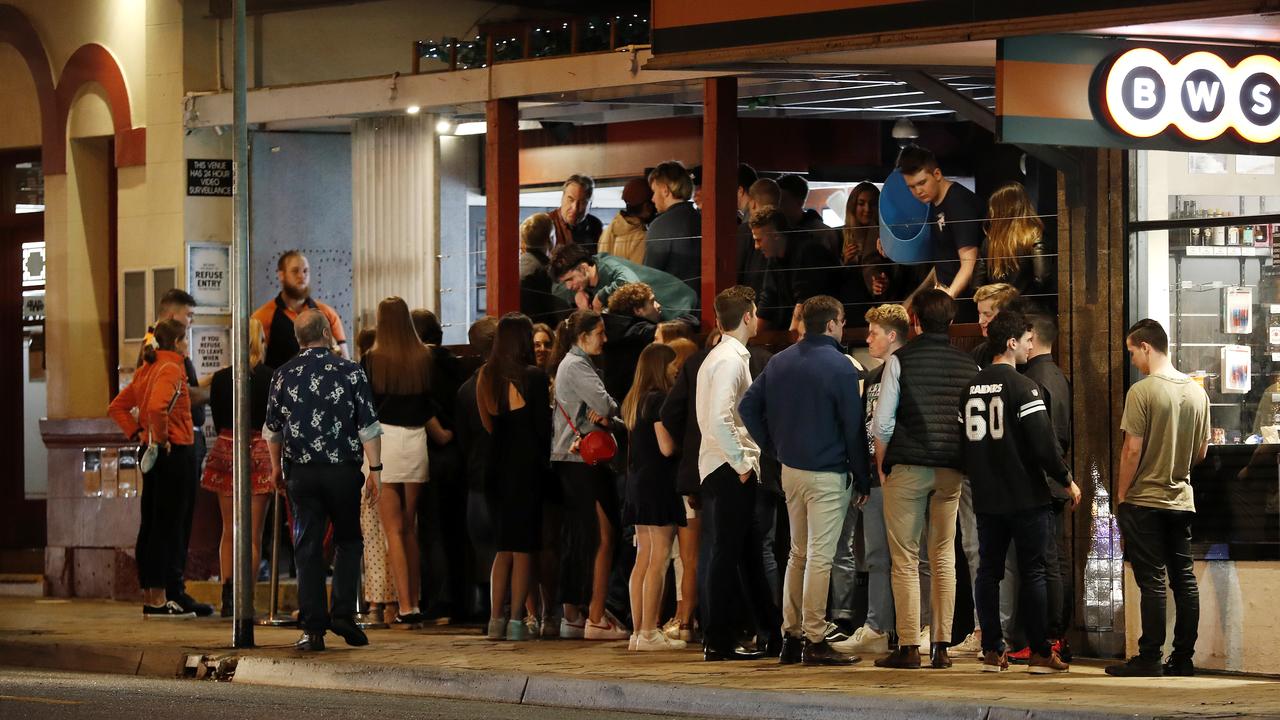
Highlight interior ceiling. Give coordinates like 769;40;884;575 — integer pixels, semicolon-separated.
511;70;995;126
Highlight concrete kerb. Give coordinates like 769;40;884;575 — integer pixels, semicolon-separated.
231;655;1158;720
0;640;188;678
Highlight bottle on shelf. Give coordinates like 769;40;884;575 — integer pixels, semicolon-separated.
1212;211;1226;246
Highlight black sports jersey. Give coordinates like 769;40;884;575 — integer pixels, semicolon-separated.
960;363;1071;514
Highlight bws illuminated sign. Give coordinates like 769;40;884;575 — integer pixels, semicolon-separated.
1096;47;1280;144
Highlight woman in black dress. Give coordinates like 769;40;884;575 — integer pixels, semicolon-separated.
622;343;685;651
477;313;551;641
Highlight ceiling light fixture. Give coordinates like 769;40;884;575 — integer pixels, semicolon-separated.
406;105;421;115
435;115;456;134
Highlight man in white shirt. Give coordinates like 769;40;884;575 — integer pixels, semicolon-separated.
696;285;769;661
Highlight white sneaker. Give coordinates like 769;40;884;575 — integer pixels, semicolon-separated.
636;629;686;651
486;616;508;640
832;625;889;655
662;617;692;642
560;616;586;639
954;631;983;657
918;625;931;648
584;610;630;641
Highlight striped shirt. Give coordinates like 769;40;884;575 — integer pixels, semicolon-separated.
959;363;1071;515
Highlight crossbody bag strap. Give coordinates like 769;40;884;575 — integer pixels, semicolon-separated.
555;400;581;438
140;362;180;445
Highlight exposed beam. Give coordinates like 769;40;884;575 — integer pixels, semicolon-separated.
892;69;995;133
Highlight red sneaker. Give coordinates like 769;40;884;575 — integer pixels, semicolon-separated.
1007;646;1032;664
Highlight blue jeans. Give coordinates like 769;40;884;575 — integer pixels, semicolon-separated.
975;507;1051;657
288;462;364;634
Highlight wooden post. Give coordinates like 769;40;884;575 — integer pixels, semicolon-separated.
700;77;738;330
486;98;520;317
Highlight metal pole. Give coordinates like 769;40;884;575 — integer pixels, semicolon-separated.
231;0;254;648
256;492;296;626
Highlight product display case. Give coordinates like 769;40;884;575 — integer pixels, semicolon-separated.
1131;151;1280;559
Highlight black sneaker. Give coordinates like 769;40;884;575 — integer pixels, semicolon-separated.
1105;655;1163;677
824;624;853;645
143;601;196;619
394;612;425;626
169;592;215;618
1163;656;1195;677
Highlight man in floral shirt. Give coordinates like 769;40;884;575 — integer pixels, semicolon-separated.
265;310;383;651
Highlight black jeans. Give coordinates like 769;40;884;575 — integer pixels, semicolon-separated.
976;506;1051;657
1117;503;1199;661
136;444;196;594
1044;504;1071;639
700;464;782;651
288;462;364;634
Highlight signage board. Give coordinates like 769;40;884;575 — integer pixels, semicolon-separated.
186;242;230;313
998;35;1280;155
1097;48;1280;144
188;324;230;378
187;159;232;196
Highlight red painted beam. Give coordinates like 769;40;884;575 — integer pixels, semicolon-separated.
700;77;738;330
485;98;520;318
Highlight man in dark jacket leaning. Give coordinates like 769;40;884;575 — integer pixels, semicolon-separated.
740;295;868;667
871;289;979;670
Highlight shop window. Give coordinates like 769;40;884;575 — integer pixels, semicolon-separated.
1129;150;1280;560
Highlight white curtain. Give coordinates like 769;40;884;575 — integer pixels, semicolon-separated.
351;115;438;334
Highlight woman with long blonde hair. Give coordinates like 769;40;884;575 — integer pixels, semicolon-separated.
621;343;685;651
839;182;910;308
978;182;1053;295
200;318;276;616
362;296;454;625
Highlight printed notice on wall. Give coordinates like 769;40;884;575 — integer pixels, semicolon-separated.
187;159;232;196
187;242;230;313
189;325;230;378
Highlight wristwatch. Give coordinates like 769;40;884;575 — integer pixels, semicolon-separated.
369;464;383;472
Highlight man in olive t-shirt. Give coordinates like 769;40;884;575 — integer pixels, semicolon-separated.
1107;319;1209;679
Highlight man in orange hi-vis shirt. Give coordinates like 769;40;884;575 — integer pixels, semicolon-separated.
251;250;348;368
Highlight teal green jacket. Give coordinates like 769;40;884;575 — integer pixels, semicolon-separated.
553;252;697;322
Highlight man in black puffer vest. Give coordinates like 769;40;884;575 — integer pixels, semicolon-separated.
871;289;979;670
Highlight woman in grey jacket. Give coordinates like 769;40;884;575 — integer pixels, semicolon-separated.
552;310;628;641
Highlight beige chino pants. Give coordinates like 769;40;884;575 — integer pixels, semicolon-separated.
780;465;851;643
882;464;964;645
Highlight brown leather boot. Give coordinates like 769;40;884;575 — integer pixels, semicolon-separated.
874;645;922;669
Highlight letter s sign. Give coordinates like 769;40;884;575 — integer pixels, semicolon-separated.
1097;47;1280;144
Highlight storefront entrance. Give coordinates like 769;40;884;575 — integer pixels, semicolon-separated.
0;149;46;552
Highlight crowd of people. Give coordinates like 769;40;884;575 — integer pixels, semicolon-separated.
106;142;1209;679
520;144;1057;333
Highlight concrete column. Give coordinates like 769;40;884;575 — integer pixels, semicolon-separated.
701;77;738;328
485;98;519;318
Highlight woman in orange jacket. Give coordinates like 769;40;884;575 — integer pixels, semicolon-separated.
108;318;200;619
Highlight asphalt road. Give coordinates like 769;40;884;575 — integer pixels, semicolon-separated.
0;668;702;720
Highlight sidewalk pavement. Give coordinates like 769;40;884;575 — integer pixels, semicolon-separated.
0;597;1275;720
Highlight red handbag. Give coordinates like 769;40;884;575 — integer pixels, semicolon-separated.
556;401;618;466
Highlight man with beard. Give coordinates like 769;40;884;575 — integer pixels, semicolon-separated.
253;250;349;368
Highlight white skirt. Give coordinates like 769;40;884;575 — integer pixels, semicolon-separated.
376;423;429;484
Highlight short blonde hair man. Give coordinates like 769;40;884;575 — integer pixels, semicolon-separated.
973;283;1019;309
864;304;910;340
647;160;694;201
